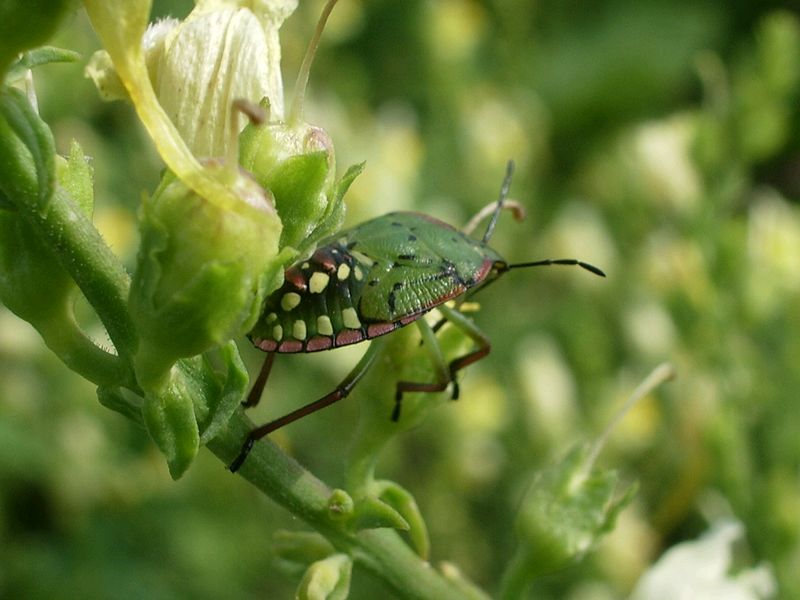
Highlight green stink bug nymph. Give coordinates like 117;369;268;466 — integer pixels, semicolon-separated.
230;162;604;472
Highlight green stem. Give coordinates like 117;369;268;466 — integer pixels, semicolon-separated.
37;313;125;386
19;186;136;359
207;411;489;600
345;418;387;494
497;547;533;600
0;93;133;360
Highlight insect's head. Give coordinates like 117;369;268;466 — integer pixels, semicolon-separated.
480;160;606;281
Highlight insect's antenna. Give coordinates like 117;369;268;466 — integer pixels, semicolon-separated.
482;160;515;244
289;0;339;124
506;258;606;277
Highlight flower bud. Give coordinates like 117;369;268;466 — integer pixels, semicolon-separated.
87;3;294;159
514;444;636;577
240;121;337;250
296;554;352;600
129;164;284;390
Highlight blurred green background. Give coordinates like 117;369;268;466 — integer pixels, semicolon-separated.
2;0;800;598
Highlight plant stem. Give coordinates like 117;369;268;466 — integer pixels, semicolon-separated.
207;411;489;600
37;313;124;385
20;186;136;360
498;547;534;600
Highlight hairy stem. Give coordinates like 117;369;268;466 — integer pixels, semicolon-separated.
19;187;136;359
36;312;125;385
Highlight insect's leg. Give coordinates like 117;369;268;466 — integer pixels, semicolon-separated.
426;294;487;338
395;304;492;421
436;304;491;398
393;319;452;421
230;342;382;472
242;352;276;408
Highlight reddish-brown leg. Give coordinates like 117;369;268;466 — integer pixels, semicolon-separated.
242;352;276;408
230;342;381;472
393;306;490;422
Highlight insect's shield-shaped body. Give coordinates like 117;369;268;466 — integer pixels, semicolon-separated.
249;212;506;354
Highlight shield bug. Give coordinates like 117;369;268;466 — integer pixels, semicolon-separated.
229;161;604;471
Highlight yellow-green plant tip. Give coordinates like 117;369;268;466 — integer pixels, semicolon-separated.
297;554;352;600
326;489;354;520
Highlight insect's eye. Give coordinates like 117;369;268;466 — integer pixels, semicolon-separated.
493;261;508;273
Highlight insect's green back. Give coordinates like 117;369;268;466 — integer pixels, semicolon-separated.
249;212;506;353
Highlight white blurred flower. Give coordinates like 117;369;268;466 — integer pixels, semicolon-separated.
630;520;776;600
516;334;578;443
633;116;701;213
746;189;800;318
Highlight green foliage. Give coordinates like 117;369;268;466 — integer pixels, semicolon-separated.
508;444;636;593
2;1;800;599
3;46;81;86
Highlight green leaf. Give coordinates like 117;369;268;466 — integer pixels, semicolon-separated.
189;342;249;445
372;480;430;559
514;444;637;577
56;139;94;217
0;86;56;208
331;162;365;215
4;46;81;84
349;495;410;532
142;372;201;479
97;386;144;427
301;161;365;255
